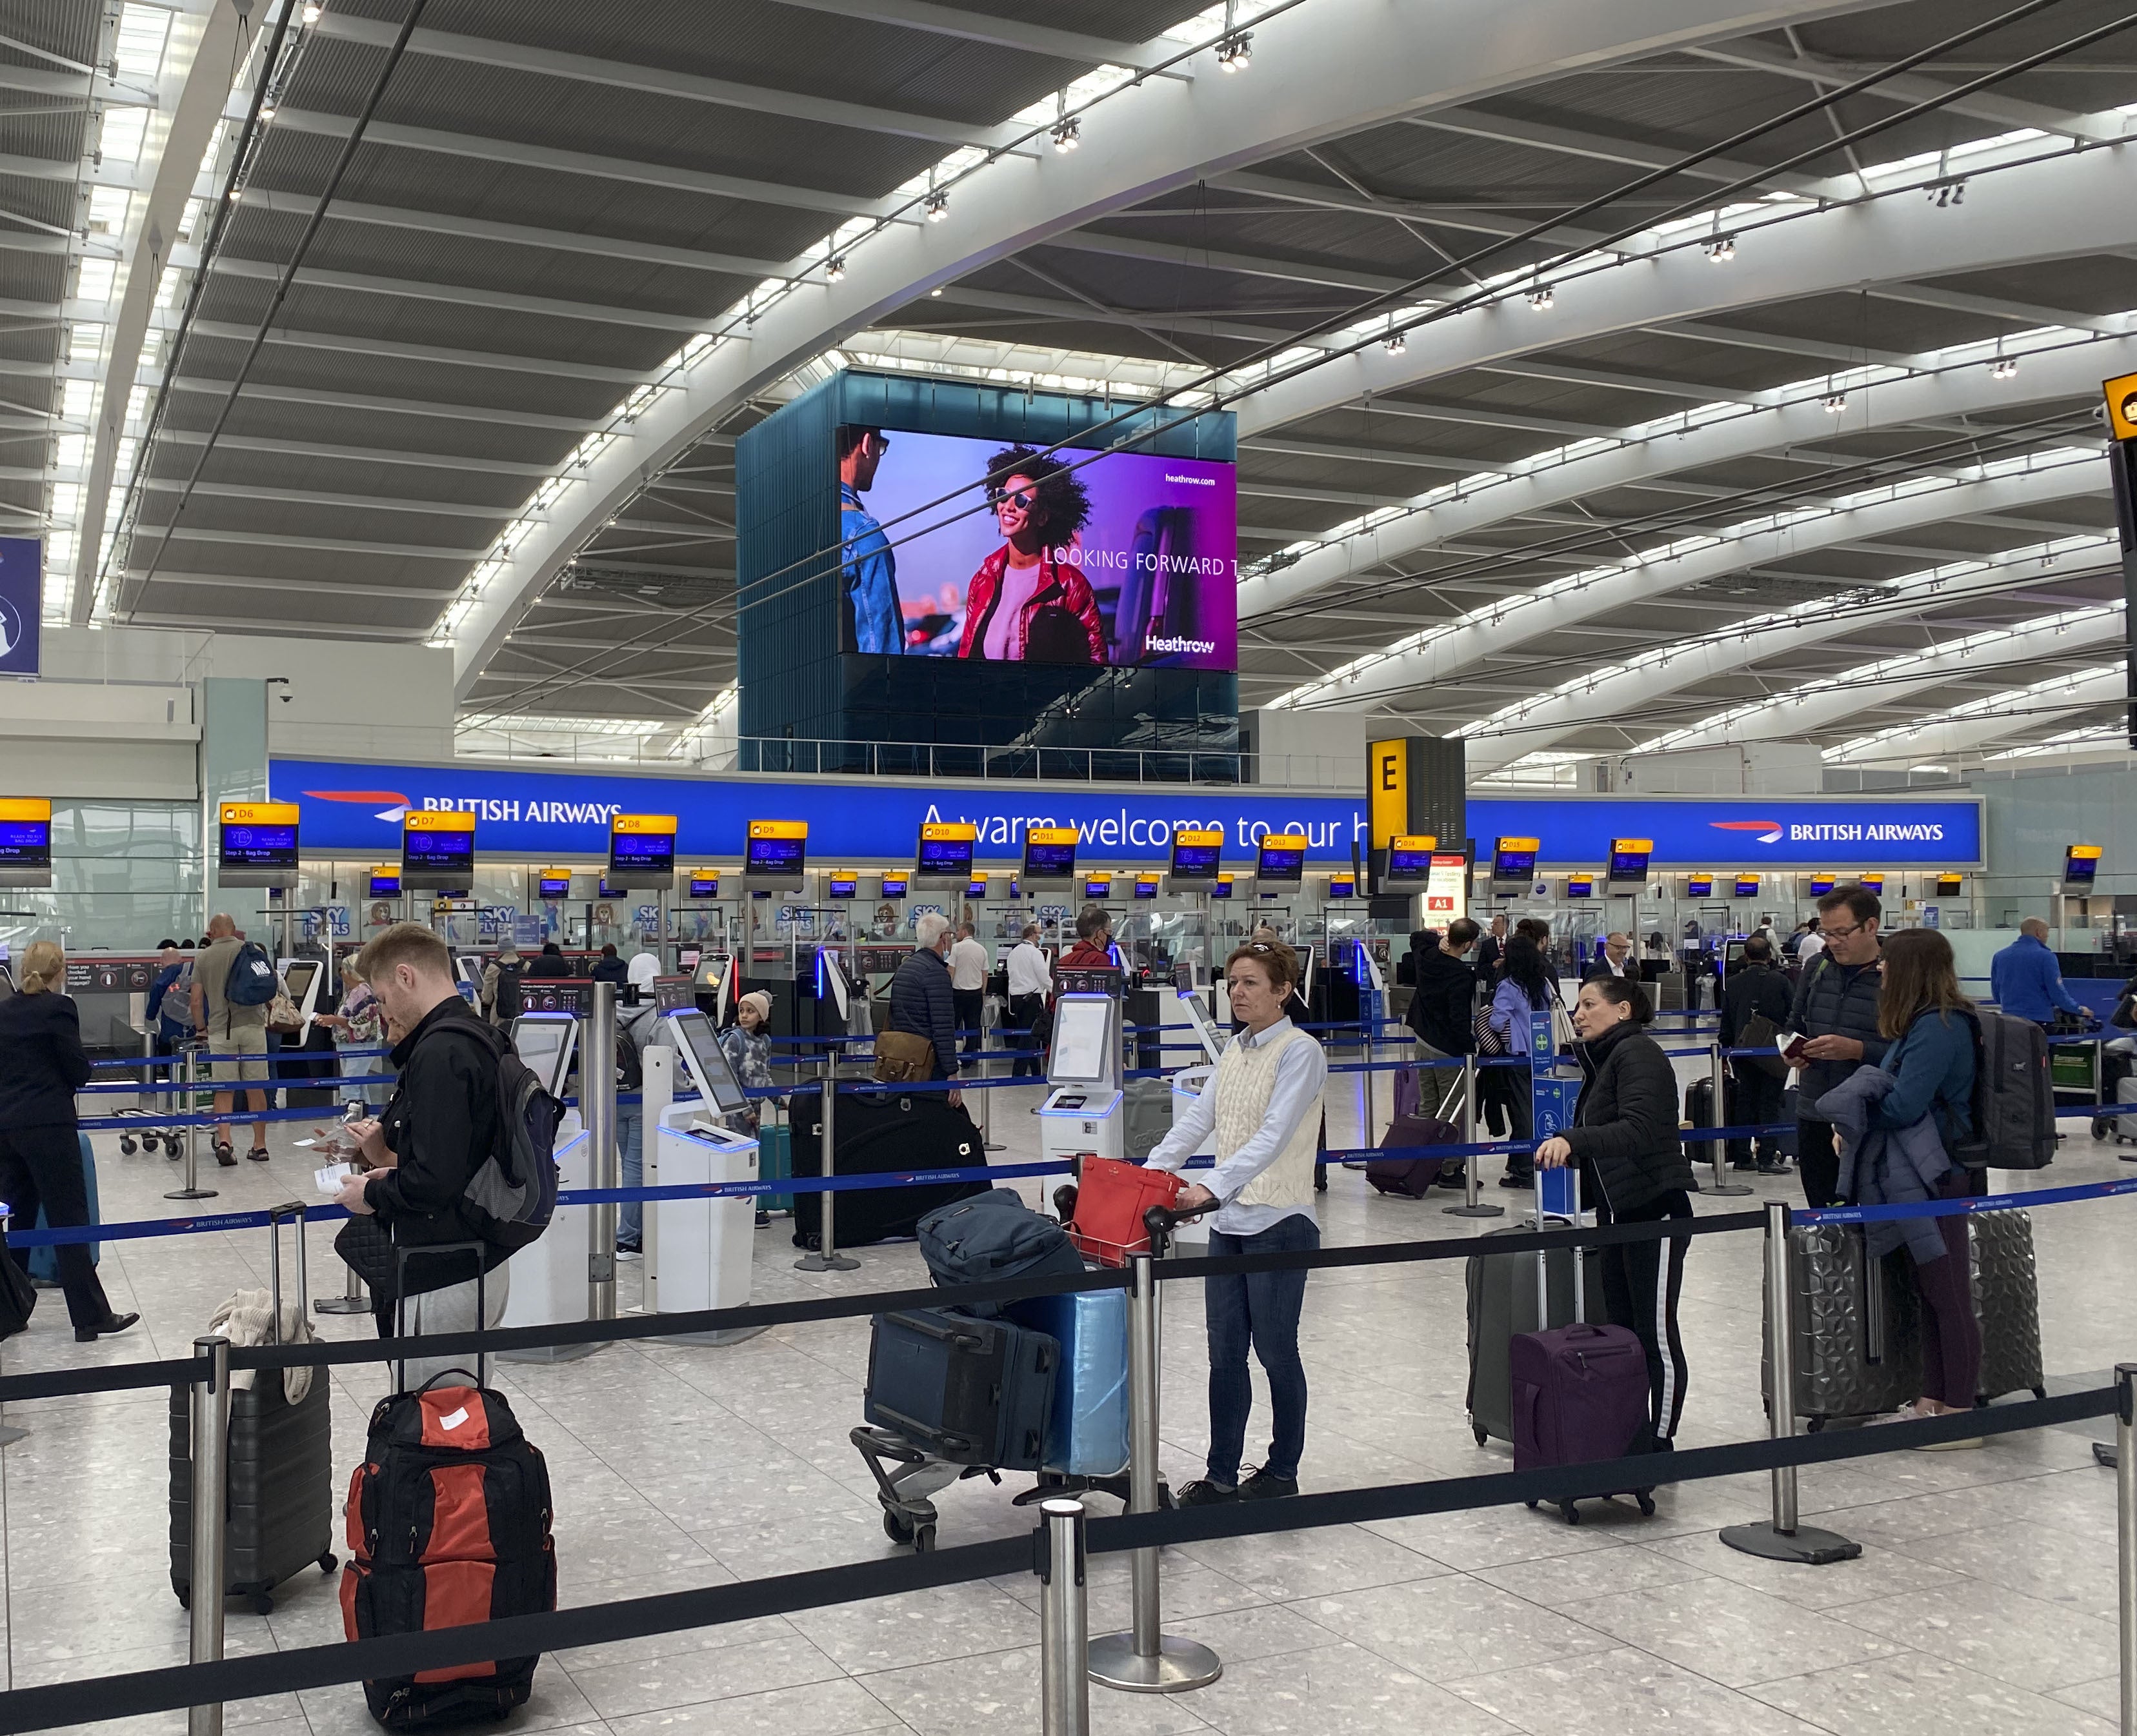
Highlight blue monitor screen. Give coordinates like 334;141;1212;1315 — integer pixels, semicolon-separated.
368;872;400;897
1133;879;1158;900
219;823;297;871
1170;840;1222;880
537;874;572;899
745;835;805;876
918;835;975;877
404;829;472;870
688;875;720;899
1024;839;1076;879
1255;841;1305;883
0;819;49;865
1209;879;1232;899
828;877;856;899
609;831;674;874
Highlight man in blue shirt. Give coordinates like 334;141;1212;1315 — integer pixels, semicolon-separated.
1991;918;2089;1024
838;425;903;654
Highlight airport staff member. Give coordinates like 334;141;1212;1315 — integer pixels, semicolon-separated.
949;922;989;1058
1787;884;1889;1208
1146;938;1326;1508
1990;917;2089;1026
1005;923;1051;1078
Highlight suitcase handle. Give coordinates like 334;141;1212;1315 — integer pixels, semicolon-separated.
870;1399;974;1455
882;1310;985;1352
265;1199;307;1347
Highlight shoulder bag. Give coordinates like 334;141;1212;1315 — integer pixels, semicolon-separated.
873;1029;938;1084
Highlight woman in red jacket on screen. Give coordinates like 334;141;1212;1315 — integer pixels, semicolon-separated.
956;445;1106;663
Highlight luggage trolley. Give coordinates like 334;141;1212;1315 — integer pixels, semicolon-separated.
852;1195;1175;1553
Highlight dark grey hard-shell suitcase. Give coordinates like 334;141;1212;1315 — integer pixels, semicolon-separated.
1969;1208;2047;1404
1763;1222;1921;1426
1465;1192;1605;1447
864;1308;1058;1471
170;1202;336;1615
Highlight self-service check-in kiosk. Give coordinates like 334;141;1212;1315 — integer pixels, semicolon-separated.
496;1013;597;1362
1038;992;1125;1165
1164;989;1229;1256
650;1007;761;1344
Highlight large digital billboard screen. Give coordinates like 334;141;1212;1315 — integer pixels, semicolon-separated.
836;426;1236;669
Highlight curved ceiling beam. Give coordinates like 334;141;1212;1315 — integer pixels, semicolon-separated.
443;0;1897;699
1266;431;2107;712
1460;540;2118;773
1830;666;2121;765
1236;146;2137;625
1640;606;2125;750
66;0;246;623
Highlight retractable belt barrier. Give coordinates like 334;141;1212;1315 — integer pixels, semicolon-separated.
0;1381;2111;1735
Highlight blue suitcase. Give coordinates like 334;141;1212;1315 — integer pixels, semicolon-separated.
864;1308;1058;1470
1008;1288;1130;1477
31;1133;99;1283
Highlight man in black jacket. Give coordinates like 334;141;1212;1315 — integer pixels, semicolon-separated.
1721;934;1793;1174
889;912;962;1104
523;941;572;979
1785;884;1887;1208
1405;917;1479;1064
334;923;510;1381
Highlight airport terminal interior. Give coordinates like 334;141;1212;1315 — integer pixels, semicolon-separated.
8;0;2137;1731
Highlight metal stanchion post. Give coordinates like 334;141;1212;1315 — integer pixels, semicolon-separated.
1445;1054;1503;1219
1038;1498;1092;1736
1707;1041;1752;1197
314;1257;367;1316
981;997;1003;1153
796;1066;858;1272
587;980;619;1321
166;1049;216;1202
1090;1253;1221;1692
2116;1362;2135;1736
1721;1201;1859;1564
186;1333;232;1736
0;1207;21;1446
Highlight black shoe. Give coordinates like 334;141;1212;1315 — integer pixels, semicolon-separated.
1500;1172;1533;1189
1756;1159;1790;1175
616;1237;642;1255
1174;1479;1239;1508
1729;1159;1758;1172
1237;1467;1299;1501
75;1311;139;1343
1434;1166;1467;1188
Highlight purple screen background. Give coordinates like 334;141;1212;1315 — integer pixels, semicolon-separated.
855;428;1236;670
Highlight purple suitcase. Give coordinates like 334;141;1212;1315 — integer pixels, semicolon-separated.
1367;1113;1455;1197
1508;1171;1658;1524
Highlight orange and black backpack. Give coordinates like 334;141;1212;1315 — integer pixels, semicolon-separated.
341;1373;556;1728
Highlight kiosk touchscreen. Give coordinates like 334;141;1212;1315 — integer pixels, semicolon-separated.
510;1013;579;1096
277;958;324;1039
651;1008;761;1337
494;1010;594;1361
1038;992;1124;1164
1176;988;1228;1064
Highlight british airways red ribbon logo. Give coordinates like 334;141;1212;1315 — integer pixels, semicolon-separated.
1711;819;1784;845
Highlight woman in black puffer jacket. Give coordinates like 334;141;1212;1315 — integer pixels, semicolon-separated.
1535;974;1696;1446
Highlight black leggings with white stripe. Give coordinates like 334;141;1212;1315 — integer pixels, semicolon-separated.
1594;1187;1692;1441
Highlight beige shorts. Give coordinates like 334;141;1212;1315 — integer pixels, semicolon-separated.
212;1052;271;1086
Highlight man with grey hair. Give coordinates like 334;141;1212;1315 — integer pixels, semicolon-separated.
1581;931;1633;983
1991;915;2089;1026
890;911;962;1100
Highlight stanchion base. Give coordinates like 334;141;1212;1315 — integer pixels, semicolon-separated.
2093;1440;2117;1468
1703;1182;1756;1197
1443;1202;1505;1218
0;1425;26;1447
796;1252;860;1272
163;1187;218;1201
312;1295;370;1316
496;1342;605;1364
983;1142;1005;1153
1087;1633;1222;1693
648;1325;770;1348
1719;1521;1860;1564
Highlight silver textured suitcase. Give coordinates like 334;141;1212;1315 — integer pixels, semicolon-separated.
1763;1222;1921;1425
1121;1077;1172;1161
1969;1208;2047;1403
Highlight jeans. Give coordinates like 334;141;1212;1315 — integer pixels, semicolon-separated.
617;1102;643;1247
1204;1212;1319;1484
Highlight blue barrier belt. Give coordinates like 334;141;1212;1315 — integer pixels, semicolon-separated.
89;1046;391;1069
1799;1175;2137;1224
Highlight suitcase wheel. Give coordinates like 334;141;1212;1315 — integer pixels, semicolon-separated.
912;1522;936;1554
1636;1490;1656;1517
319;1551;337;1574
2092;1118;2111;1140
119;1135;137;1155
1804;1417;1826;1435
1558;1501;1580;1526
1472;1425;1488;1448
250;1592;274;1617
883;1510;913;1546
1524;1499;1538;1511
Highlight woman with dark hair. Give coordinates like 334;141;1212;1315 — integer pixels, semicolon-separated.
1536;975;1695;1446
1818;926;1981;1433
1483;933;1555;1186
957;445;1106;663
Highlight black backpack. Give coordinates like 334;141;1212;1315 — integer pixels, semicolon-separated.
1952;1009;2056;1172
490;960;524;1022
455;1022;563;1250
615;1018;645;1093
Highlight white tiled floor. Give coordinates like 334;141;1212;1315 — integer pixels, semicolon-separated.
6;1065;2132;1735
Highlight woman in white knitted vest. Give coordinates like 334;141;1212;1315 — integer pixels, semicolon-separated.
1146;938;1327;1505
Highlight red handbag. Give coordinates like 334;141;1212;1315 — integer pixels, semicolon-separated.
1065;1156;1185;1266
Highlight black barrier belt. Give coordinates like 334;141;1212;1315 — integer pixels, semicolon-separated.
1154;1207;1767;1281
1085;1386;2116;1557
10;1386;2111;1734
0;1355;208;1403
0;1532;1038;1735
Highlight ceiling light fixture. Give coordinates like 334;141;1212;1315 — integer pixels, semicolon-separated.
1821;392;1847;413
1383;330;1406;355
929;286;943;296
1992;354;2018;379
301;1;321;20
258;103;276;121
1216;30;1253;70
1051;116;1080;153
1527;285;1554;310
825;256;846;283
1706;235;1735;262
924;192;948;222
